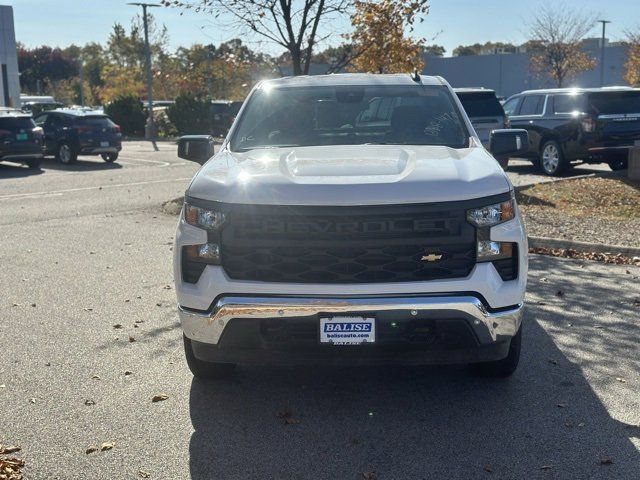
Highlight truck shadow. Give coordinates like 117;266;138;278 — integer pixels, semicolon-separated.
0;162;44;179
39;156;123;172
187;256;640;479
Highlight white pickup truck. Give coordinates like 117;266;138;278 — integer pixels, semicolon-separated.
173;74;529;379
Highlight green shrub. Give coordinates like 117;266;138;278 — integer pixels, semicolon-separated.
153;107;178;138
104;95;146;137
167;94;212;136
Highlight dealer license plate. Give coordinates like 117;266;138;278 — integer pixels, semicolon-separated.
100;141;109;147
16;133;28;141
319;316;375;345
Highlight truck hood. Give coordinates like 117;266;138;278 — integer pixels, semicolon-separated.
186;144;511;205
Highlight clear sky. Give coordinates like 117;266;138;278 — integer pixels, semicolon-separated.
2;0;639;56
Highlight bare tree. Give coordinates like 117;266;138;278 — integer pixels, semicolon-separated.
163;0;350;75
527;4;597;87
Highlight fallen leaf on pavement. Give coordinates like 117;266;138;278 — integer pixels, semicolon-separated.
0;456;25;478
600;458;613;465
615;377;627;383
91;375;100;380
361;472;377;480
0;446;21;454
84;399;96;406
128;335;136;343
557;403;567;408
28;398;36;404
100;442;115;451
540;465;553;470
555;290;564;298
138;470;151;478
85;446;98;454
483;464;493;473
124;371;133;376
152;394;169;403
113;324;123;329
547;358;558;365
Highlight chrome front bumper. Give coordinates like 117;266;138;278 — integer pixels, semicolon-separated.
179;295;523;346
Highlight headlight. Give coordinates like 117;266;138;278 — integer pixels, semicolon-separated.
184;203;226;230
466;197;515;227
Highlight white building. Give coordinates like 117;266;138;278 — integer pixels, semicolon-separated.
0;5;20;108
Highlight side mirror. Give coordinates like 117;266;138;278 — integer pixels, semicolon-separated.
489;129;529;157
177;135;215;165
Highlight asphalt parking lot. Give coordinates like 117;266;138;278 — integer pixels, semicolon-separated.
1;142;638;479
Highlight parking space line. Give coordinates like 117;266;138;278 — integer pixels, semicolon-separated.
0;177;192;201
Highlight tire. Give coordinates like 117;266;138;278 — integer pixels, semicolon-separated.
101;152;119;163
471;326;522;378
609;158;628;171
25;158;42;169
539;140;567;176
183;335;236;379
56;142;77;164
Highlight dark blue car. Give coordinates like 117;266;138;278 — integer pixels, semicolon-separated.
34;109;122;164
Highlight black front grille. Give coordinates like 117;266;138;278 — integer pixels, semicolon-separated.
213;200;485;284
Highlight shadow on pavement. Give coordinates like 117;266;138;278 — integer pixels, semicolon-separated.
0;162;44;179
39;156;123;172
188;256;640;479
508;159;612;178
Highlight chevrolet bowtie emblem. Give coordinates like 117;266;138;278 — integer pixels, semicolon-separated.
421;253;443;262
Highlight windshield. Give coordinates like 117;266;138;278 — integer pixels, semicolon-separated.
230;84;468;152
588;91;640;115
0;117;36;130
76;116;115;127
456;92;504;117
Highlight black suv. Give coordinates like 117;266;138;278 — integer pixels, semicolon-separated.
454;88;510;169
0;110;44;169
503;87;640;175
33;109;122;164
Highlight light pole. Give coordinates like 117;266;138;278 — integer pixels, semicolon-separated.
598;20;611;87
128;2;161;142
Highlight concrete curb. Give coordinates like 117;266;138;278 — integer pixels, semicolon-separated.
528;236;640;258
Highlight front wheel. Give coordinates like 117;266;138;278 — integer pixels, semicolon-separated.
56;142;77;164
471;326;522;378
183;335;236;379
539;140;567;176
101;152;119;163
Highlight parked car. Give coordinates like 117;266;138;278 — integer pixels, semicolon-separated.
211;100;243;136
455;88;510;169
0;108;44;169
19;95;64;116
33;108;122;164
173;74;529;379
502;87;640;175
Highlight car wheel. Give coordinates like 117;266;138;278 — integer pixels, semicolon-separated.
101;153;119;163
539;140;567;176
56;143;77;164
609;158;628;171
183;335;236;379
471;326;522;378
25;158;42;169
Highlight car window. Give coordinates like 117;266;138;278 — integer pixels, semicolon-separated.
587;91;640;115
0;117;36;131
552;94;585;114
76;116;115;127
230;84;469;152
502;97;520;116
46;115;61;127
519;95;545;116
34;113;48;125
456;92;504;117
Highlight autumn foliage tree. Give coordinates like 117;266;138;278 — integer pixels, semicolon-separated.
527;5;596;87
623;30;640;86
347;0;429;74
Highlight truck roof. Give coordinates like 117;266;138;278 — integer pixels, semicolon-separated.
519;86;638;95
259;73;446;89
